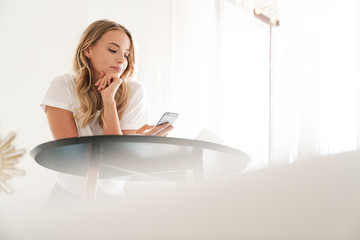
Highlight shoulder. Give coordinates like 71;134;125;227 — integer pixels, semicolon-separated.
126;81;147;107
45;74;76;100
128;80;145;92
41;74;76;112
50;74;75;88
128;80;146;97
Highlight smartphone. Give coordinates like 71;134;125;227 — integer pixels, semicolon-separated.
156;112;179;126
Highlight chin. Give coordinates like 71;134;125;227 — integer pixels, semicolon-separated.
109;70;122;77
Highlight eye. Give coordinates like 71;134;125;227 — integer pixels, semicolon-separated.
108;49;117;53
124;55;129;59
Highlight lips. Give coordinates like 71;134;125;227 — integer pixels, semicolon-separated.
111;66;122;72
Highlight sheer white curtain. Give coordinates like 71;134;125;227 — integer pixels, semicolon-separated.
271;0;360;164
138;0;360;169
134;0;269;170
163;0;270;169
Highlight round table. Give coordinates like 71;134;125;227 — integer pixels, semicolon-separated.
30;135;250;203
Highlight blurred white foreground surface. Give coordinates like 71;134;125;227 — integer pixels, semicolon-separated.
2;150;360;240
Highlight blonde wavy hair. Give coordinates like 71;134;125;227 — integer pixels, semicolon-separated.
73;19;135;128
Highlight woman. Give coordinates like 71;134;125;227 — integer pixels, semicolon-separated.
41;19;173;202
42;19;173;139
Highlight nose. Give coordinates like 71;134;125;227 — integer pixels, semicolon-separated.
117;54;126;63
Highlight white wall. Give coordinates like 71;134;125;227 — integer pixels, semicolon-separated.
0;0;85;209
0;0;173;211
0;0;269;214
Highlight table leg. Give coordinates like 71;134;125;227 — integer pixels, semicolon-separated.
84;144;101;205
84;167;99;204
182;148;203;185
192;148;203;182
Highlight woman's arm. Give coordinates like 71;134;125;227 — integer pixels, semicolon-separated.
95;73;174;136
46;106;79;140
96;73;123;135
122;123;174;136
102;99;122;135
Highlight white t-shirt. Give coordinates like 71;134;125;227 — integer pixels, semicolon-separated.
41;74;148;135
41;74;149;195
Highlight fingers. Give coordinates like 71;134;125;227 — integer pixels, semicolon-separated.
142;123;174;136
155;125;174;136
135;123;175;137
95;73;122;91
99;74;111;90
147;123;171;136
102;74;111;90
136;124;154;134
95;72;105;87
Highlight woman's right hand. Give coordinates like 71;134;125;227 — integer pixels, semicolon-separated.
95;72;122;103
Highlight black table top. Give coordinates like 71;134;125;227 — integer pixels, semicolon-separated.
30;135;251;180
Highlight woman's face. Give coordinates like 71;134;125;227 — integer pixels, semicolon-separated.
86;30;130;79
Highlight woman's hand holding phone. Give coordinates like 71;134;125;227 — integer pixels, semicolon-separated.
135;112;178;136
136;123;174;136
